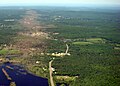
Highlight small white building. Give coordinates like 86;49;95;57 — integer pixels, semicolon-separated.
36;61;40;64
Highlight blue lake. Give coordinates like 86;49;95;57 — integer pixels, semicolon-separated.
0;63;49;86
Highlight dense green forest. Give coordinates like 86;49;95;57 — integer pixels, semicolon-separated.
0;7;120;86
36;8;120;86
0;9;25;44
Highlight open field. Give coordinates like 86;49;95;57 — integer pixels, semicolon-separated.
73;41;93;45
86;38;106;43
0;49;21;55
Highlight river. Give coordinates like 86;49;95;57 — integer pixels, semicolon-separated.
0;63;49;86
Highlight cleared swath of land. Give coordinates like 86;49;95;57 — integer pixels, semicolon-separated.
14;10;49;56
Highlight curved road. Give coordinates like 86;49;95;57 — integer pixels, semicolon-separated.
49;60;55;86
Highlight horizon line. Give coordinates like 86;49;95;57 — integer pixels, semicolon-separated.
0;4;120;7
0;3;120;7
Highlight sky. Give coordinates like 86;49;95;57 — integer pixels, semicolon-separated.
0;0;120;6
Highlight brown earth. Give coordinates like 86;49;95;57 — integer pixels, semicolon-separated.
14;10;49;56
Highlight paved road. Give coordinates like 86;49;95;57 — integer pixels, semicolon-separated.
49;60;55;86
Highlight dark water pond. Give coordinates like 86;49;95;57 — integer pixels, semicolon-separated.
0;63;49;86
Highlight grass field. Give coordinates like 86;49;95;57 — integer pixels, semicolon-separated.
86;38;106;43
0;49;21;55
73;41;93;45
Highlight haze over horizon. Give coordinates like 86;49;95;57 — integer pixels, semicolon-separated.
0;0;120;7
